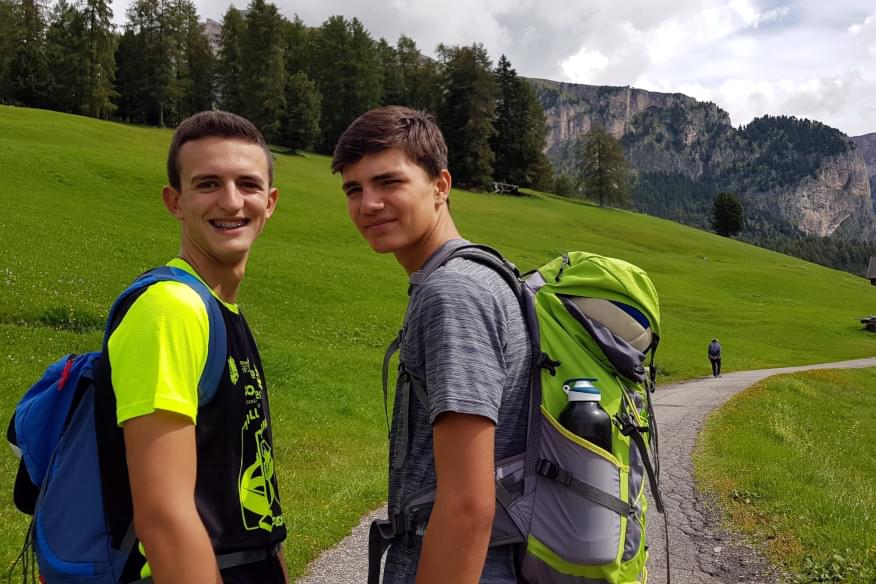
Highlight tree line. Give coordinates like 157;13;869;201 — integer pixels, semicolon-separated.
4;0;869;274
0;0;552;191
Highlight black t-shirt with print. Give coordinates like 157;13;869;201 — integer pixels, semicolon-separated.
97;294;286;582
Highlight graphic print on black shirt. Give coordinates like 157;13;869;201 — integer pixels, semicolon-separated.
194;305;286;554
230;354;282;533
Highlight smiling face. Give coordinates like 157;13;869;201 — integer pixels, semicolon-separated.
162;136;278;273
341;147;454;273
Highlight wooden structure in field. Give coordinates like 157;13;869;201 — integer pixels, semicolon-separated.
861;257;876;330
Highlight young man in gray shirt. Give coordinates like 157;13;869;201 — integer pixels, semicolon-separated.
332;106;531;583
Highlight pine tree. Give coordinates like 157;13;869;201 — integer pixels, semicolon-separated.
9;0;51;106
436;43;498;191
396;35;440;113
216;6;245;114
281;71;321;151
45;0;87;112
114;28;144;121
175;0;213;118
116;0;164;124
186;13;213;114
578;126;630;207
79;0;116;118
552;174;576;197
279;13;319;149
151;0;177;126
158;0;191;125
377;37;403;105
711;191;744;236
345;18;381;134
491;54;550;188
241;0;286;141
283;14;310;76
0;0;19;99
310;14;347;151
311;15;381;152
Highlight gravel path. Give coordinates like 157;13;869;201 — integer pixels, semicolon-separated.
297;357;876;584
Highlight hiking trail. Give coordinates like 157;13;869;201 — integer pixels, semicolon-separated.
296;357;876;584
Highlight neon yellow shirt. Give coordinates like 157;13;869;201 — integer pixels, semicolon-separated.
108;258;236;425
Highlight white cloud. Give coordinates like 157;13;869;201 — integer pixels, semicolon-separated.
647;18;688;65
700;74;864;130
848;13;875;35
561;47;610;83
730;0;789;28
758;6;791;25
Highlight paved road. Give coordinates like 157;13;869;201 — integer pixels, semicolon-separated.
297;357;876;584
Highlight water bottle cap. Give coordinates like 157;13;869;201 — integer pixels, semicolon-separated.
563;379;601;402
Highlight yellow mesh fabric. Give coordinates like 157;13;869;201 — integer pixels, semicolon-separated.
166;257;238;314
109;259;232;425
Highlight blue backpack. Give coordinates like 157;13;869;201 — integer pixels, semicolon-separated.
7;267;227;583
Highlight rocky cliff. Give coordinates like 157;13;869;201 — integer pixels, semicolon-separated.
851;132;876;212
529;78;874;243
756;149;873;239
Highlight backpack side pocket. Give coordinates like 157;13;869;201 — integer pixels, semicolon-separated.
525;407;627;569
33;387;128;582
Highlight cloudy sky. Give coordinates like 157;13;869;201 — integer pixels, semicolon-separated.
113;0;876;137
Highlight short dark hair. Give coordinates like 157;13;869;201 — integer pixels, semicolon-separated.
167;111;273;190
331;106;448;178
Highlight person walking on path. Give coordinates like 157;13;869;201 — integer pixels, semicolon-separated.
708;338;722;377
331;106;531;584
108;111;288;582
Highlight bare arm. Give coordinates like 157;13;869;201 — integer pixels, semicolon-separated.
415;412;496;584
278;545;291;583
124;411;221;584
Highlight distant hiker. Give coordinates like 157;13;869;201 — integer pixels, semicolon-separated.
332;106;531;583
708;337;722;377
106;112;288;582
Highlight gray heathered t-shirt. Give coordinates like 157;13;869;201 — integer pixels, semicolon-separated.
382;241;532;584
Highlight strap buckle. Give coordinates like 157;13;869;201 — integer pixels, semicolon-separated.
629;504;643;520
536;352;561;376
536;459;558;480
616;413;649;437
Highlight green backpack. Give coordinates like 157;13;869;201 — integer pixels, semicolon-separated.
370;244;665;584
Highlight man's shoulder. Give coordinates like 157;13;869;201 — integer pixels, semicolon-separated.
110;279;210;347
125;280;208;320
417;256;516;305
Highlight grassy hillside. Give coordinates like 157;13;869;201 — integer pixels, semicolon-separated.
1;106;875;576
694;368;876;582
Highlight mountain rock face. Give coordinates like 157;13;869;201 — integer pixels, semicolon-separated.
851;132;876;211
530;78;874;242
763;149;873;239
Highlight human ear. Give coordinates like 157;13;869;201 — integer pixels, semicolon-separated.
265;187;279;219
161;186;184;220
434;169;452;206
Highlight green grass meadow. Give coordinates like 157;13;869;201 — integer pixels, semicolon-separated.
2;106;876;576
694;368;876;582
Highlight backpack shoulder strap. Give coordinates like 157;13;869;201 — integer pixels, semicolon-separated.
104;266;228;406
381;335;400;433
438;244;522;293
